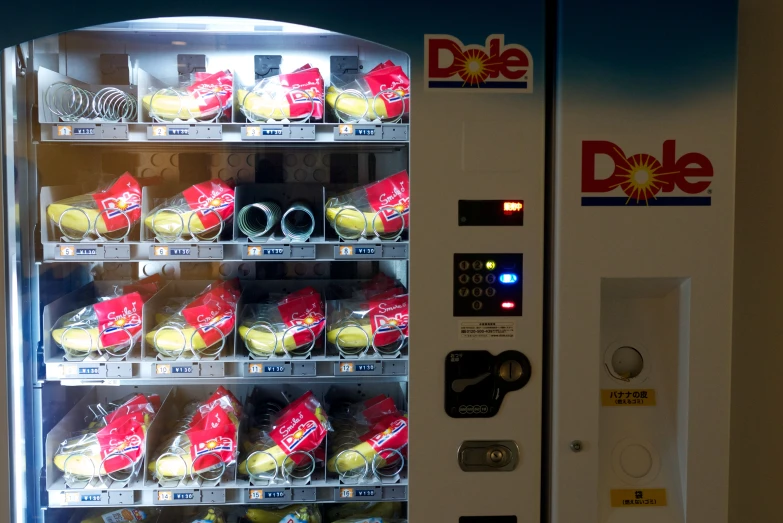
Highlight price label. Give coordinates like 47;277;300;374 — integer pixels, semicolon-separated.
80;494;101;501
338;246;354;256
156;364;171;375
262;129;283;136
59;245;74;256
173;492;194;500
339;487;354;498
356;247;375;255
339;124;354;135
76;248;97;256
153;246;169;257
170;248;191;256
355;364;376;372
248;363;286;374
171;366;193;374
265;491;285;498
157;491;172;501
355;128;375;136
78;367;100;375
249;489;263;500
339;362;355;373
355;489;375;497
73;127;95;135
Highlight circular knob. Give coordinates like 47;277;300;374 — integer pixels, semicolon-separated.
499;360;523;382
490;450;504;463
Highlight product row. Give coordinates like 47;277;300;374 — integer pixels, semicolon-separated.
42;172;410;245
46;385;408;495
58;502;405;523
39;59;410;126
44;274;409;369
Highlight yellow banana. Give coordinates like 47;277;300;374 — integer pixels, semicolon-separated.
326;85;405;120
326;206;391;237
237;89;294;121
327;441;379;473
144;210;211;240
326;324;373;349
145;326;220;354
149;451;193;478
238;444;288;476
238;325;309;356
52;327;129;354
47;204;114;236
142;93;213;121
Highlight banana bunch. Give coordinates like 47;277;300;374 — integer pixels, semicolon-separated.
326;85;405;121
245;505;321;523
326;439;383;474
326;323;373;350
145;325;215;355
52;326;125;355
144;210;210;240
186;507;224;523
325;205;390;238
326;502;401;521
80;508;157;523
47;204;113;237
238;324;311;356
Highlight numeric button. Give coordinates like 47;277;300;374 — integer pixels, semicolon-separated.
472;260;484;271
459;260;470;271
485;287;496;297
459;274;470;284
486;274;496;284
459;287;470;297
472;287;483;297
472;274;483;284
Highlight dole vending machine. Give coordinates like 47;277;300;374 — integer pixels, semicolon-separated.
0;6;545;523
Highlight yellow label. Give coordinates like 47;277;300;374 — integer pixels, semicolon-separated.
154;246;169;257
339;487;354;498
248;363;262;374
57;125;73;136
601;389;656;406
245;126;261;137
338;246;354;256
152;126;167;137
339;362;354;373
339;124;353;135
59;245;75;256
157;491;172;501
247;246;263;257
610;489;667;507
249;489;263;500
155;364;171;375
63;492;79;503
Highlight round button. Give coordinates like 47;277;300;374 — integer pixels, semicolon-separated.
486;274;496;284
480;405;488;414
459;405;467;414
472;287;483;297
459;260;470;271
458;274;470;284
472;260;484;271
459;287;470;297
489;449;504;463
499;360;524;382
620;444;653;479
472;274;483;284
472;300;483;311
485;287;496;297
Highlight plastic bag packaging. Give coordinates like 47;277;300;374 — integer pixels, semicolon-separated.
52;276;163;359
79;507;159;523
325;502;402;522
326;289;408;358
327;60;409;123
238;287;325;358
238;64;325;122
327;395;407;481
239;391;329;483
47;173;143;241
146;279;240;359
143;70;233;122
150;387;242;484
183;506;225;523
243;505;322;523
145;179;235;242
53;393;160;486
326;171;409;241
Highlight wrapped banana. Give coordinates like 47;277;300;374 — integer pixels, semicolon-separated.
238;63;324;122
326;289;408;357
46;173;142;241
150;387;241;483
238;287;325;358
146;279;239;359
79;507;158;523
53;394;160;483
326;170;409;240
327;60;409;123
145;180;235;241
238;391;329;480
143;70;232;122
244;505;321;523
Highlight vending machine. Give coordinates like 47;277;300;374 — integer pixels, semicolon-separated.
0;6;545;523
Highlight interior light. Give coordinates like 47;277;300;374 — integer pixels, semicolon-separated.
499;273;518;284
501;301;516;309
485;260;496;270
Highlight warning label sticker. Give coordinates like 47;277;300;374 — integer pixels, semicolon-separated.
459;321;515;339
610;488;667;507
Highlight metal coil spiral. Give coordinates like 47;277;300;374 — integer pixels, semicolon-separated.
45;82;137;122
281;202;315;242
238;202;282;238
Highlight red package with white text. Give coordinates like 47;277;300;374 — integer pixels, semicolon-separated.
364;171;410;230
91;173;143;232
364;63;410;118
277;290;326;346
96;411;146;474
368;294;409;348
93;292;145;348
366;415;408;454
122;274;164;301
191;386;242;426
181;281;239;347
182;180;236;230
187;405;238;473
269;391;329;465
187;70;233;117
240;64;324;121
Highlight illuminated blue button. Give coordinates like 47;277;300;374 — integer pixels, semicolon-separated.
499;273;518;284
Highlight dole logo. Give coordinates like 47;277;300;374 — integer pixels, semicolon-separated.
581;140;713;206
425;34;533;92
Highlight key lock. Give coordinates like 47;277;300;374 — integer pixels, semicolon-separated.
446;350;531;472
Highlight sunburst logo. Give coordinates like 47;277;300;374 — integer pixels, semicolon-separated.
303;316;315;325
206;440;218;450
608;149;677;205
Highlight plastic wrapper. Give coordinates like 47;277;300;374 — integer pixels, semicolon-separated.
79;507;159;523
149;387;242;483
239;391;329;483
183;506;225;523
143;70;233;122
326;171;409;240
146;279;240;359
325;502;402;522
327;395;407;481
327;60;410;123
326;289;408;357
46;173;142;241
52;275;164;359
145;180;235;241
239;287;326;358
238;64;325;122
243;505;321;523
54;393;160;485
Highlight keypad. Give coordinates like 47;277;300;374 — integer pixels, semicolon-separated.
454;253;523;317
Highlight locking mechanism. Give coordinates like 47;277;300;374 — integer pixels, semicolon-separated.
458;440;519;472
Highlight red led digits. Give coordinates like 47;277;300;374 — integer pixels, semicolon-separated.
503;201;523;214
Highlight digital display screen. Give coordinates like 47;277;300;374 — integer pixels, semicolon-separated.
459;200;524;226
